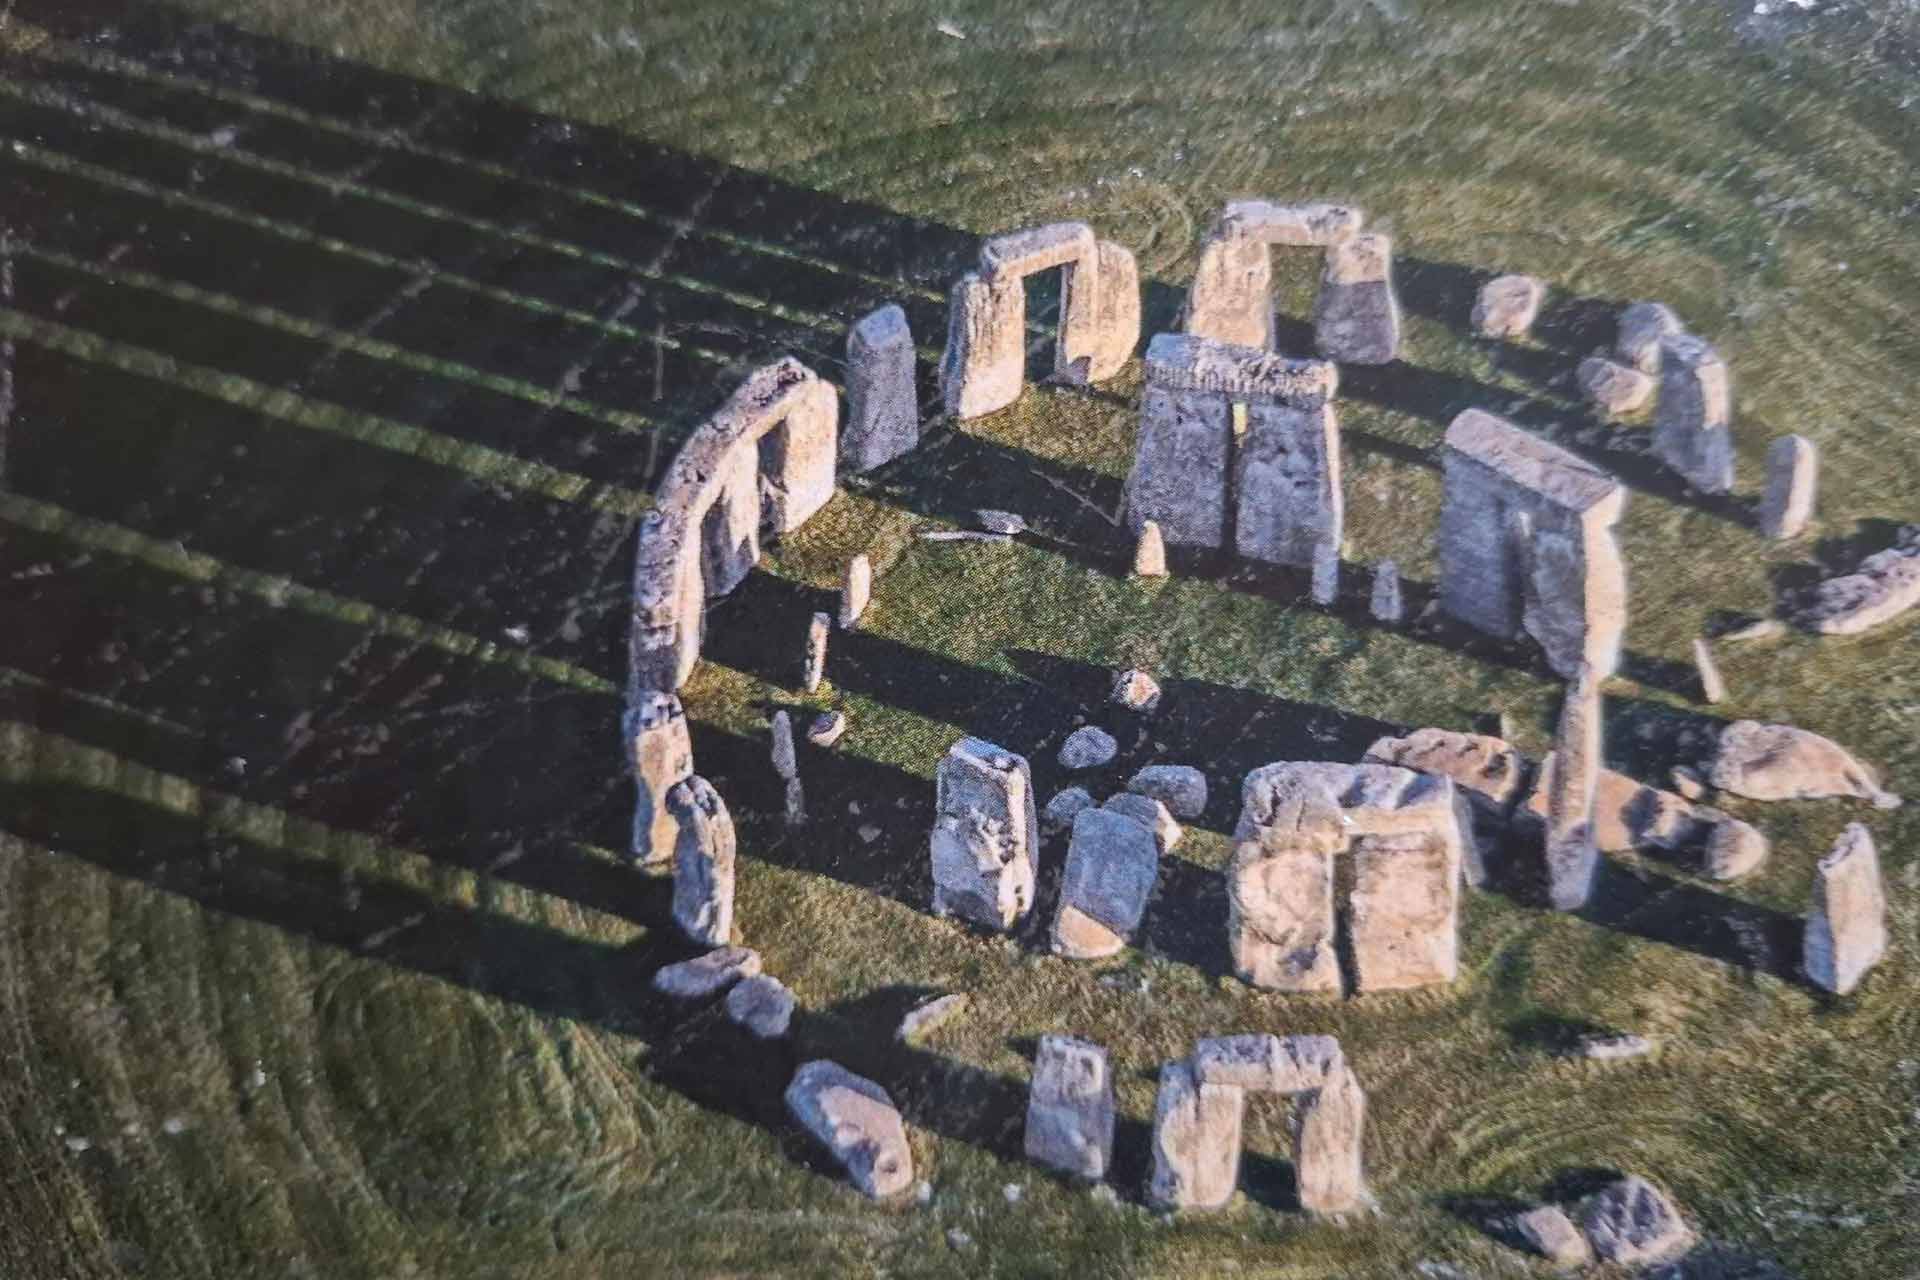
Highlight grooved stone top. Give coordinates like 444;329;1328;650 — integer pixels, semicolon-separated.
1144;332;1338;402
979;221;1097;280
1217;200;1363;246
1443;409;1622;514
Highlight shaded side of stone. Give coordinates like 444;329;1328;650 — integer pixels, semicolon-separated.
1758;434;1817;540
1313;232;1400;364
1147;1060;1245;1211
930;737;1039;930
626;690;694;864
844;304;918;472
1052;809;1161;959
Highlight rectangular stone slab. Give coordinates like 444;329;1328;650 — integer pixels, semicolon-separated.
930;736;1038;930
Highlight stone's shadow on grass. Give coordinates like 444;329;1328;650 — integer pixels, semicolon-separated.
1579;861;1804;983
1768;516;1912;616
1502;1011;1613;1055
1600;694;1730;784
1540;1164;1627;1204
1434;1190;1538;1254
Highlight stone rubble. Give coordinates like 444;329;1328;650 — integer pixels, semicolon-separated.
669;776;736;948
931;737;1039;930
1795;525;1920;635
1576;1032;1654;1061
1102;792;1182;853
1133;520;1169;577
1471;274;1546;339
807;710;847;748
1707;720;1900;808
1369;559;1404;623
1804;822;1887;995
1579;1176;1694;1267
784;1060;915;1199
839;554;871;629
1128;764;1208;819
1616;301;1683;374
1024;1035;1116;1179
1058;725;1119;771
803;612;830;693
1577;355;1654;415
725;974;795;1039
1043;786;1097;833
844;304;918;472
1653;333;1734;495
1112;668;1163;713
1053;808;1161;959
1758;434;1817;540
652;947;761;1000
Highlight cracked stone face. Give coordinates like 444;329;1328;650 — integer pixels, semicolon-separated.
930;737;1038;931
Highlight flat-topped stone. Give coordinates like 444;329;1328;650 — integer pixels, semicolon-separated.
1129;764;1208;819
1217;199;1364;246
1363;727;1528;820
1444;409;1623;515
1192;1033;1343;1093
1313;232;1401;364
1707;721;1899;808
1142;332;1338;402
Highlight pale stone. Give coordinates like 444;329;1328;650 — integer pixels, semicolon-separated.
897;993;968;1044
1616;302;1683;374
1362;728;1528;824
1804;823;1887;995
1182;201;1363;353
917;529;1013;544
770;710;797;780
1086;239;1142;382
1228;809;1340;992
1058;726;1119;771
1576;1033;1653;1061
1579;1176;1693;1266
1516;1204;1592;1268
1654;333;1734;495
1369;560;1404;623
668;777;736;948
1700;815;1769;880
1235;397;1342;572
803;612;830;693
725;974;794;1039
1797;535;1920;636
807;711;847;748
1133;521;1169;577
940;272;1023;420
1577;356;1654;415
784;776;807;827
1311;540;1340;606
1519;758;1713;858
976;509;1027;535
931;737;1039;930
1218;199;1364;247
1349;829;1461;989
1128;764;1207;819
1192;1033;1343;1093
1708;721;1899;807
703;444;761;598
651;946;761;1000
839;554;871;629
1722;616;1786;642
1758;435;1817;539
844;304;918;472
1471;274;1546;339
1314;232;1401;365
1052;809;1161;959
1043;787;1096;833
1102;792;1181;853
1293;1064;1368;1215
1670;765;1706;800
1112;668;1163;713
625;691;694;865
785;1061;914;1199
980;221;1109;385
1024;1035;1115;1179
1693;637;1726;705
1545;664;1602;912
1147;1060;1245;1211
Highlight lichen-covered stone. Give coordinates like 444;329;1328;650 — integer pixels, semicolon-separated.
1147;1060;1245;1211
1693;637;1726;704
940;272;1023;420
803;612;830;693
1133;521;1169;577
1577;356;1655;415
1615;301;1683;374
1234;395;1342;572
1128;764;1208;819
652;947;761;1000
1350;829;1460;990
1369;559;1404;623
626;691;694;865
1579;1176;1693;1266
931;737;1039;930
668;776;736;947
1052;809;1160;959
1758;434;1817;540
1293;1064;1368;1215
1654;333;1734;495
1545;664;1602;912
1471;274;1546;339
1058;725;1119;771
1708;721;1899;808
784;1061;914;1199
1024;1035;1115;1179
1804;823;1887;995
1102;792;1181;853
1314;232;1401;364
725;974;794;1039
844;305;918;472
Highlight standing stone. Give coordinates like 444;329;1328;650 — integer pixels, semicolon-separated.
1147;1060;1245;1211
1576;356;1655;415
1654;333;1734;495
1052;808;1161;959
1616;301;1683;374
941;272;1023;420
1293;1064;1368;1215
1471;274;1546;339
1314;232;1401;365
626;691;694;865
808;710;848;747
784;1061;915;1199
930;737;1039;931
1708;721;1899;807
1579;1176;1694;1266
980;222;1101;383
1311;540;1340;606
843;305;918;472
1227;773;1343;993
1127;337;1236;549
803;611;830;693
1234;387;1342;573
725;974;795;1039
1369;560;1404;623
1133;520;1169;577
1128;764;1207;819
703;445;762;598
668;777;736;947
1086;239;1142;382
1102;792;1182;853
1693;637;1726;705
1758;434;1817;540
1024;1035;1116;1179
770;710;797;780
1349;830;1460;990
1804;823;1887;995
839;554;872;629
1545;663;1603;911
1058;726;1119;771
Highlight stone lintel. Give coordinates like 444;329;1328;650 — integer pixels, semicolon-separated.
1144;332;1338;404
979;221;1097;281
1443;409;1623;519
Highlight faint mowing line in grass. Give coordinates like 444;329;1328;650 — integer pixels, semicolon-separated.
0;666;198;739
0;221;12;487
0;307;651;516
0;491;621;695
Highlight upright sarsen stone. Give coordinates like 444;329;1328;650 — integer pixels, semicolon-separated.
1024;1035;1116;1179
626;691;694;865
1052;808;1161;959
1235;393;1342;571
1545;664;1603;912
1759;434;1817;540
1293;1063;1368;1215
1314;232;1400;364
1147;1060;1245;1211
1349;829;1460;990
668;776;736;947
844;305;918;472
1654;333;1734;495
1804;823;1888;994
1185;201;1363;348
1087;239;1142;381
940;272;1023;420
930;737;1039;930
1615;301;1682;374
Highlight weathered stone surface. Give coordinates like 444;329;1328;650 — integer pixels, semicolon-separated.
1102;792;1181;853
1086;239;1142;382
1147;1060;1245;1211
1545;664;1602;912
931;737;1039;930
784;775;807;827
785;1060;914;1199
981;221;1108;385
1058;726;1119;771
839;554;871;629
1145;328;1341;401
1471;274;1546;339
702;444;761;598
1700;814;1769;880
1694;637;1726;704
1759;434;1817;540
803;612;830;693
1311;540;1340;606
651;946;761;1000
940;271;1023;420
1708;721;1899;807
1235;396;1342;572
1350;829;1461;990
626;691;694;865
1293;1064;1368;1215
1804;823;1887;995
1654;333;1734;495
1577;356;1655;415
1516;1204;1592;1268
1219;199;1364;247
897;992;968;1044
1796;529;1920;636
668;777;736;947
770;710;797;780
1314;232;1400;364
1363;728;1528;823
1134;521;1168;577
1044;786;1096;833
1186;228;1274;348
1616;302;1683;374
1024;1035;1115;1179
1228;807;1340;992
981;220;1098;281
1369;559;1404;623
976;509;1027;535
844;304;918;472
725;974;794;1039
807;710;847;748
1053;809;1161;959
1192;1033;1343;1093
1112;668;1163;713
1128;378;1234;549
1129;764;1207;819
1579;1176;1694;1266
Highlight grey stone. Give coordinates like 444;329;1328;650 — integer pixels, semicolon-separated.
1086;239;1142;383
918;529;1013;544
1576;1033;1653;1061
1311;539;1340;606
1515;1204;1592;1268
1545;664;1603;912
784;1061;915;1199
1192;1034;1343;1093
1293;1064;1368;1215
807;710;848;748
1128;764;1207;819
1053;808;1161;959
1234;394;1342;573
1112;668;1163;713
1616;302;1683;374
725;974;795;1039
1577;356;1655;415
1147;1060;1245;1211
803;612;830;693
956;222;1135;394
897;993;968;1044
976;508;1027;535
1471;274;1546;339
1654;333;1734;495
844;304;918;472
1579;1176;1694;1266
1708;721;1899;807
1796;534;1920;636
940;272;1023;420
1058;726;1119;771
931;737;1039;930
1024;1035;1115;1179
1043;786;1096;833
1133;521;1168;577
1314;232;1401;364
1694;637;1726;704
1700;814;1769;880
1369;559;1404;623
1362;728;1528;826
784;775;807;827
626;691;694;865
770;710;797;780
1185;201;1362;348
651;947;760;1000
668;777;736;948
1722;616;1786;643
1102;792;1181;853
839;554;871;629
1758;434;1817;540
703;445;761;598
1804;823;1887;995
1217;199;1364;247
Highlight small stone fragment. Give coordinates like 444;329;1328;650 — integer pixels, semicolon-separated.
1102;792;1181;853
1515;1204;1592;1269
784;1061;914;1199
1311;539;1339;606
1693;637;1726;705
1721;616;1785;643
1058;726;1119;771
807;710;847;748
1669;765;1706;800
669;777;736;947
784;776;807;826
839;554;872;629
976;508;1027;535
1368;559;1404;623
1024;1035;1115;1179
1052;808;1161;959
1804;822;1887;995
1545;664;1603;912
1471;274;1546;339
1708;721;1899;808
1576;356;1654;415
897;993;968;1044
803;612;830;693
844;304;918;472
770;710;797;780
1700;813;1769;880
1192;1033;1343;1093
1615;301;1683;374
1134;520;1169;578
725;974;795;1039
1147;1060;1245;1211
626;691;695;865
1758;434;1817;540
1294;1064;1368;1215
1044;786;1096;832
1112;668;1163;713
1795;532;1920;636
1575;1033;1653;1061
651;947;761;1000
1579;1176;1694;1266
1128;764;1207;819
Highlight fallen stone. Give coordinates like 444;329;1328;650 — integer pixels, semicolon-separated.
1654;333;1734;495
651;947;761;1000
897;993;968;1044
626;691;695;865
1758;434;1817;540
1579;1176;1694;1267
1693;637;1726;704
1669;765;1706;800
1545;664;1603;912
1147;1060;1245;1211
1311;539;1340;606
1700;813;1769;880
1128;764;1207;819
1577;356;1655;415
783;776;807;826
1472;274;1546;339
807;710;848;748
976;508;1027;535
725;974;795;1039
1113;668;1163;713
1515;1204;1592;1269
1044;786;1096;833
1102;792;1182;853
1708;720;1899;808
839;554;871;629
1796;531;1920;636
931;737;1039;930
1294;1064;1368;1215
1314;232;1401;364
1520;756;1706;856
803;612;830;693
669;777;736;948
918;529;1015;544
1192;1033;1343;1093
1053;808;1161;959
1370;559;1404;623
1134;521;1169;577
1804;822;1887;995
784;1061;914;1199
1616;301;1683;374
770;710;797;780
1024;1035;1115;1179
1086;239;1142;383
1059;726;1119;771
844;304;918;472
1576;1033;1654;1061
1363;728;1528;826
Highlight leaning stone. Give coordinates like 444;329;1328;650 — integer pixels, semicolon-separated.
784;776;807;827
1804;823;1887;995
1043;786;1096;833
1147;1060;1245;1211
1192;1033;1343;1093
1758;434;1817;540
1579;1176;1694;1266
940;272;1023;420
626;691;694;865
1654;333;1734;495
1052;808;1161;959
1707;720;1899;807
784;1061;915;1199
1024;1035;1116;1179
897;993;968;1044
1576;356;1654;415
976;508;1027;535
1369;559;1404;623
1615;301;1683;374
725;974;795;1039
1112;668;1163;713
1515;1204;1592;1269
1471;274;1546;339
839;554;872;629
931;737;1039;930
844;304;918;472
1102;792;1182;853
1700;814;1769;880
1314;232;1401;365
803;612;830;693
651;946;761;1000
807;710;847;748
1545;664;1603;911
1311;538;1340;606
1134;520;1169;577
1294;1064;1368;1215
1693;637;1726;705
770;710;797;780
1575;1033;1654;1061
1128;765;1207;819
1796;536;1920;636
668;777;735;948
1058;726;1119;771
1362;728;1528;825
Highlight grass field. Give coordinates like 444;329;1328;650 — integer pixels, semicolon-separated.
0;0;1916;1276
